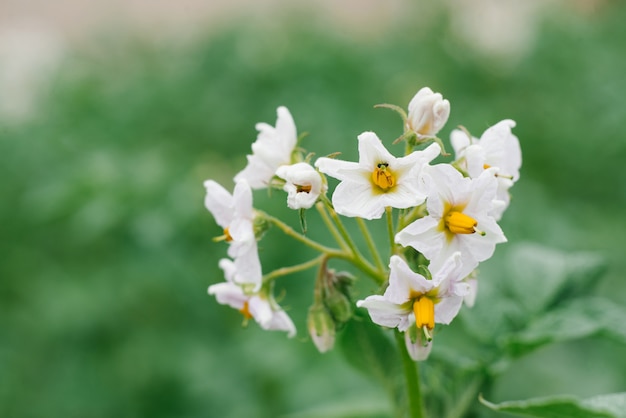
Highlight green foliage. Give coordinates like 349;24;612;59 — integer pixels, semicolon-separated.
1;1;626;417
480;392;626;418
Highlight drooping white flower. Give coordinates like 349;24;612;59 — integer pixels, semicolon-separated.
395;164;507;279
234;106;297;189
357;254;469;361
203;179;262;291
315;132;440;220
275;162;326;210
450;120;521;219
407;87;450;138
209;258;296;337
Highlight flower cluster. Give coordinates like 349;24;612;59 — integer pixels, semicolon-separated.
204;87;521;360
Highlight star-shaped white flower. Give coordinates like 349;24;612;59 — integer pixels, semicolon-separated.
407;87;450;138
395;164;507;279
209;259;296;337
275;162;327;210
451;120;521;219
357;254;469;361
235;106;297;189
315;132;440;220
204;179;262;291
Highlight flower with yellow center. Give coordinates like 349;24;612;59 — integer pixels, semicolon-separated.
315;131;440;220
396;164;507;279
208;258;296;337
357;254;469;361
204;179;262;291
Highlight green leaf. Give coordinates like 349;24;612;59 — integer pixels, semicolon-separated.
504;297;626;356
480;392;626;418
503;243;606;315
337;311;402;412
282;398;390;418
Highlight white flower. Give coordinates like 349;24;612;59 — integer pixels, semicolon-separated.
234;106;297;189
209;258;296;337
450;120;521;219
315;132;440;220
275;162;326;210
395;164;507;279
203;179;262;291
407;87;450;138
357;254;469;361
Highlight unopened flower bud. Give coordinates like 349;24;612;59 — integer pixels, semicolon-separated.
407;87;450;138
324;287;353;324
307;304;336;353
252;213;270;239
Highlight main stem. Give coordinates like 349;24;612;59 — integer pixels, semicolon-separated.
395;330;426;418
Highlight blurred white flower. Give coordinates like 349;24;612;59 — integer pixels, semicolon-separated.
307;304;335;353
275;162;326;210
204;179;262;291
451;119;521;219
396;164;506;279
357;254;469;361
406;87;450;138
235;106;297;189
315;132;440;220
209;258;296;337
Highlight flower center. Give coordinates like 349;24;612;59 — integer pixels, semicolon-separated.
413;296;435;330
223;227;233;242
239;301;253;320
371;163;396;190
296;184;312;193
445;211;478;235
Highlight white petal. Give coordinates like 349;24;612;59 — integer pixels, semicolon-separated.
386;256;433;304
315;157;368;184
357;296;408;329
434;294;464;325
357;131;396;170
203;180;234;228
395;216;444;259
332;181;385;220
266;309;297;338
232;179;254;220
208;281;247;311
405;331;433;361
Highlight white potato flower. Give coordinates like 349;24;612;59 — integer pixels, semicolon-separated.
315;131;440;220
357;254;469;361
395;164;507;279
275;162;326;210
235;106;297;189
204;179;262;291
209;258;296;337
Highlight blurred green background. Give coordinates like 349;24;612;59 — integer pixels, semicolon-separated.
1;1;625;417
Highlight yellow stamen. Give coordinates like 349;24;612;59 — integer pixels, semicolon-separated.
445;211;478;235
239;301;253;320
371;163;396;190
413;296;435;331
297;184;312;193
223;227;233;242
483;163;491;170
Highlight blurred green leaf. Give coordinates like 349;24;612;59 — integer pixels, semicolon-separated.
480;392;626;418
337;312;401;412
504;243;606;315
504;297;626;357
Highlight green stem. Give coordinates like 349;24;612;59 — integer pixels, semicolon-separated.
386;207;396;256
261;211;338;254
321;195;361;258
263;254;326;284
395;330;425;418
356;217;385;273
316;202;349;252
